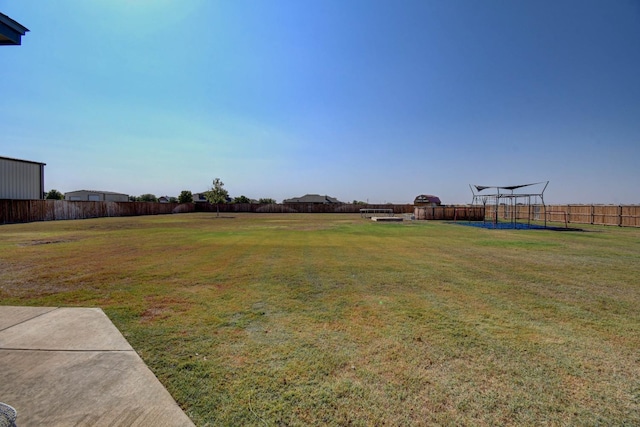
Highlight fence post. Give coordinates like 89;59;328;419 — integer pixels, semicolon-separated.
619;205;623;227
590;205;594;225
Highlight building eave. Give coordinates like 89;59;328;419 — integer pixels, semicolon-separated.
0;155;45;166
0;12;29;45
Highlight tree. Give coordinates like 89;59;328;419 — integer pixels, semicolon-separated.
178;190;193;203
169;197;178;203
205;178;229;217
233;195;252;204
45;189;64;200
138;194;158;202
258;198;276;204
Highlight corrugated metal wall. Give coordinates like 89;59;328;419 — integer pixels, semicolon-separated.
0;158;44;200
65;191;129;202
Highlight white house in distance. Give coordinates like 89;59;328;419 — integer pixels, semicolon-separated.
0;156;46;200
65;190;129;202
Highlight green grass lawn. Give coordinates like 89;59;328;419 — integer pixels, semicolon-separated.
1;213;639;426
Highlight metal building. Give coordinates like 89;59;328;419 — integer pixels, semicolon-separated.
0;156;46;200
65;190;129;202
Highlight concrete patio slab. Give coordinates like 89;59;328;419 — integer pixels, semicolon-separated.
0;306;194;426
0;307;132;351
0;306;57;331
371;216;403;222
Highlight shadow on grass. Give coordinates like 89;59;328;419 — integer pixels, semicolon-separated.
449;221;585;231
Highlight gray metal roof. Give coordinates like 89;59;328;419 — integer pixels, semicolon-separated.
65;190;128;196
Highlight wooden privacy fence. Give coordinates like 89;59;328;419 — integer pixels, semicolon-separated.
483;204;640;228
1;200;412;224
195;203;415;214
414;205;485;221
3;200;637;228
0;199;194;225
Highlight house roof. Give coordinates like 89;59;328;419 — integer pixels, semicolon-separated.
0;13;29;45
283;194;342;204
192;192;233;203
414;194;442;205
193;193;208;201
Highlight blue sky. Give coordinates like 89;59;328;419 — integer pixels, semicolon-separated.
2;0;639;204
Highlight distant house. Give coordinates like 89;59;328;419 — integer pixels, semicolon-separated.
414;194;442;206
193;192;232;203
65;190;129;202
283;194;342;204
192;192;209;203
0;12;29;46
0;156;46;200
158;196;170;203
